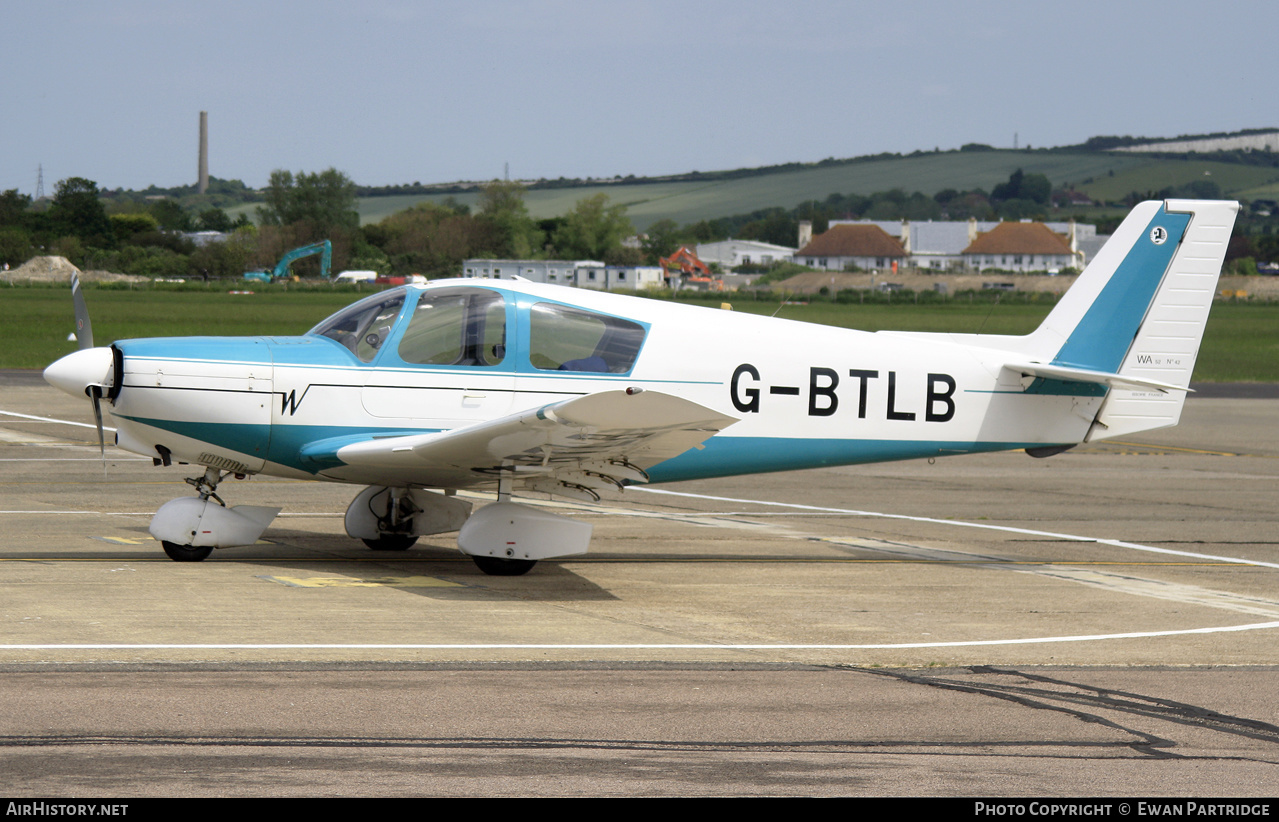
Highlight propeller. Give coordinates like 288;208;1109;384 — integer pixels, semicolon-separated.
87;384;106;460
71;271;94;350
72;272;107;457
45;273;114;463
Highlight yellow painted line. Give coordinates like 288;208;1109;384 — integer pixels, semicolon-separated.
1101;440;1279;458
1105;440;1242;456
87;535;277;546
258;575;462;589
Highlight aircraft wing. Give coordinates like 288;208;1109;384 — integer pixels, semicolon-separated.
311;389;738;499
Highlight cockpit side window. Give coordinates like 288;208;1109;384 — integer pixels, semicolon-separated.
307;289;407;363
528;302;645;373
398;288;507;366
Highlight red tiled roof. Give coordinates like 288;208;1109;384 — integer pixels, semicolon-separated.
963;222;1072;255
797;224;906;258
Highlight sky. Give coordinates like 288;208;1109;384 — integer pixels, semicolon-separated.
3;0;1276;195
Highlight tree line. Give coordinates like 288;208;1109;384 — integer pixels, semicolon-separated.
0;170;647;280
4;166;1276;281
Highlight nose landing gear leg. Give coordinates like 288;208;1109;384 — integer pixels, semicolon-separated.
149;467;279;562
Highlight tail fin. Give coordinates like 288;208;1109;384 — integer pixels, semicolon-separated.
1014;199;1238;440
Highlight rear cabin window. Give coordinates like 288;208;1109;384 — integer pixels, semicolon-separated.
528;302;645;373
398;288;507;366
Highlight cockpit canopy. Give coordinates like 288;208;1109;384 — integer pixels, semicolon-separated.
307;287;407;363
307;285;648;373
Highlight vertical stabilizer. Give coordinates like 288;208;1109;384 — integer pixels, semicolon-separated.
1085;199;1238;439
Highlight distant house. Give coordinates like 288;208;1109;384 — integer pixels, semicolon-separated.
695;239;795;270
829;218;1097;271
795;224;907;272
961;222;1082;273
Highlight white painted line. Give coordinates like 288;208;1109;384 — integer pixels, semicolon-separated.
0;511;156;516
6;511;342;518
0;409;116;432
0;458;151;462
633;487;1279;570
0;511;103;515
277;512;344;517
2;621;1277;651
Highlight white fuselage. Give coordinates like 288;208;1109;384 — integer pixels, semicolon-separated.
105;282;1100;490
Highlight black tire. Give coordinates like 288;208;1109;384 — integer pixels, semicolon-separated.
471;555;537;576
362;534;418;551
162;541;213;562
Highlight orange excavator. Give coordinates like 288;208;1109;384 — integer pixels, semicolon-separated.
659;246;723;291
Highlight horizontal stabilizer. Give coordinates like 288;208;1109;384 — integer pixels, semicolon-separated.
1001;361;1192;394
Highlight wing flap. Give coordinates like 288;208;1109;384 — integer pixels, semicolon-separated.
332;389;737;491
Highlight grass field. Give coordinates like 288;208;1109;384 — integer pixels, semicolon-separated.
2;286;357;370
729;297;1278;383
1075;158;1279;203
5;284;1275;382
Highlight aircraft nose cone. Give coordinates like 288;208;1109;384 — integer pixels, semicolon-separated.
44;347;114;397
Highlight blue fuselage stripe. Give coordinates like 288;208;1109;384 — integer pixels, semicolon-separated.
644;436;1044;483
116;412;1045;483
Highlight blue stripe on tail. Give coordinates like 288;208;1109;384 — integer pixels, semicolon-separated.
1051;205;1190;373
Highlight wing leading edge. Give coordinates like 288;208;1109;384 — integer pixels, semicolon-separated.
312;389;739;499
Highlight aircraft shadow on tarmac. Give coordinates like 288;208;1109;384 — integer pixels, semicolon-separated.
88;524;625;602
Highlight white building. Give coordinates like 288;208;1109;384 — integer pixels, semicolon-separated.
462;259;664;290
694;239;795;270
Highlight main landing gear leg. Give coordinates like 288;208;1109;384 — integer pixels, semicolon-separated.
362;487;419;552
469;474;534;576
343;486;472;553
457;474;592;576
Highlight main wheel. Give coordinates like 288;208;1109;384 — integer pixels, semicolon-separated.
471;555;537;576
362;534;418;551
162;541;213;562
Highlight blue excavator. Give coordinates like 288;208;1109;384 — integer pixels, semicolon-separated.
244;240;332;282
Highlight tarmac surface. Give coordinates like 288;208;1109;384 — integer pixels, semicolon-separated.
0;375;1277;796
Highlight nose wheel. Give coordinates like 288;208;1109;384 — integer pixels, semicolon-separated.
150;467;281;562
161;541;214;562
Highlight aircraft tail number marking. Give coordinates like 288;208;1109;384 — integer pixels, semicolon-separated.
730;364;956;422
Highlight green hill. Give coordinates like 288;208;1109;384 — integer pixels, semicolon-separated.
223;149;1279;231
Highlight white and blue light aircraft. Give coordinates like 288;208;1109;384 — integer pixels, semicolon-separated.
44;200;1238;575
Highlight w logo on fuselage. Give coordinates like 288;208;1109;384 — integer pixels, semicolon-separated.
279;388;308;416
